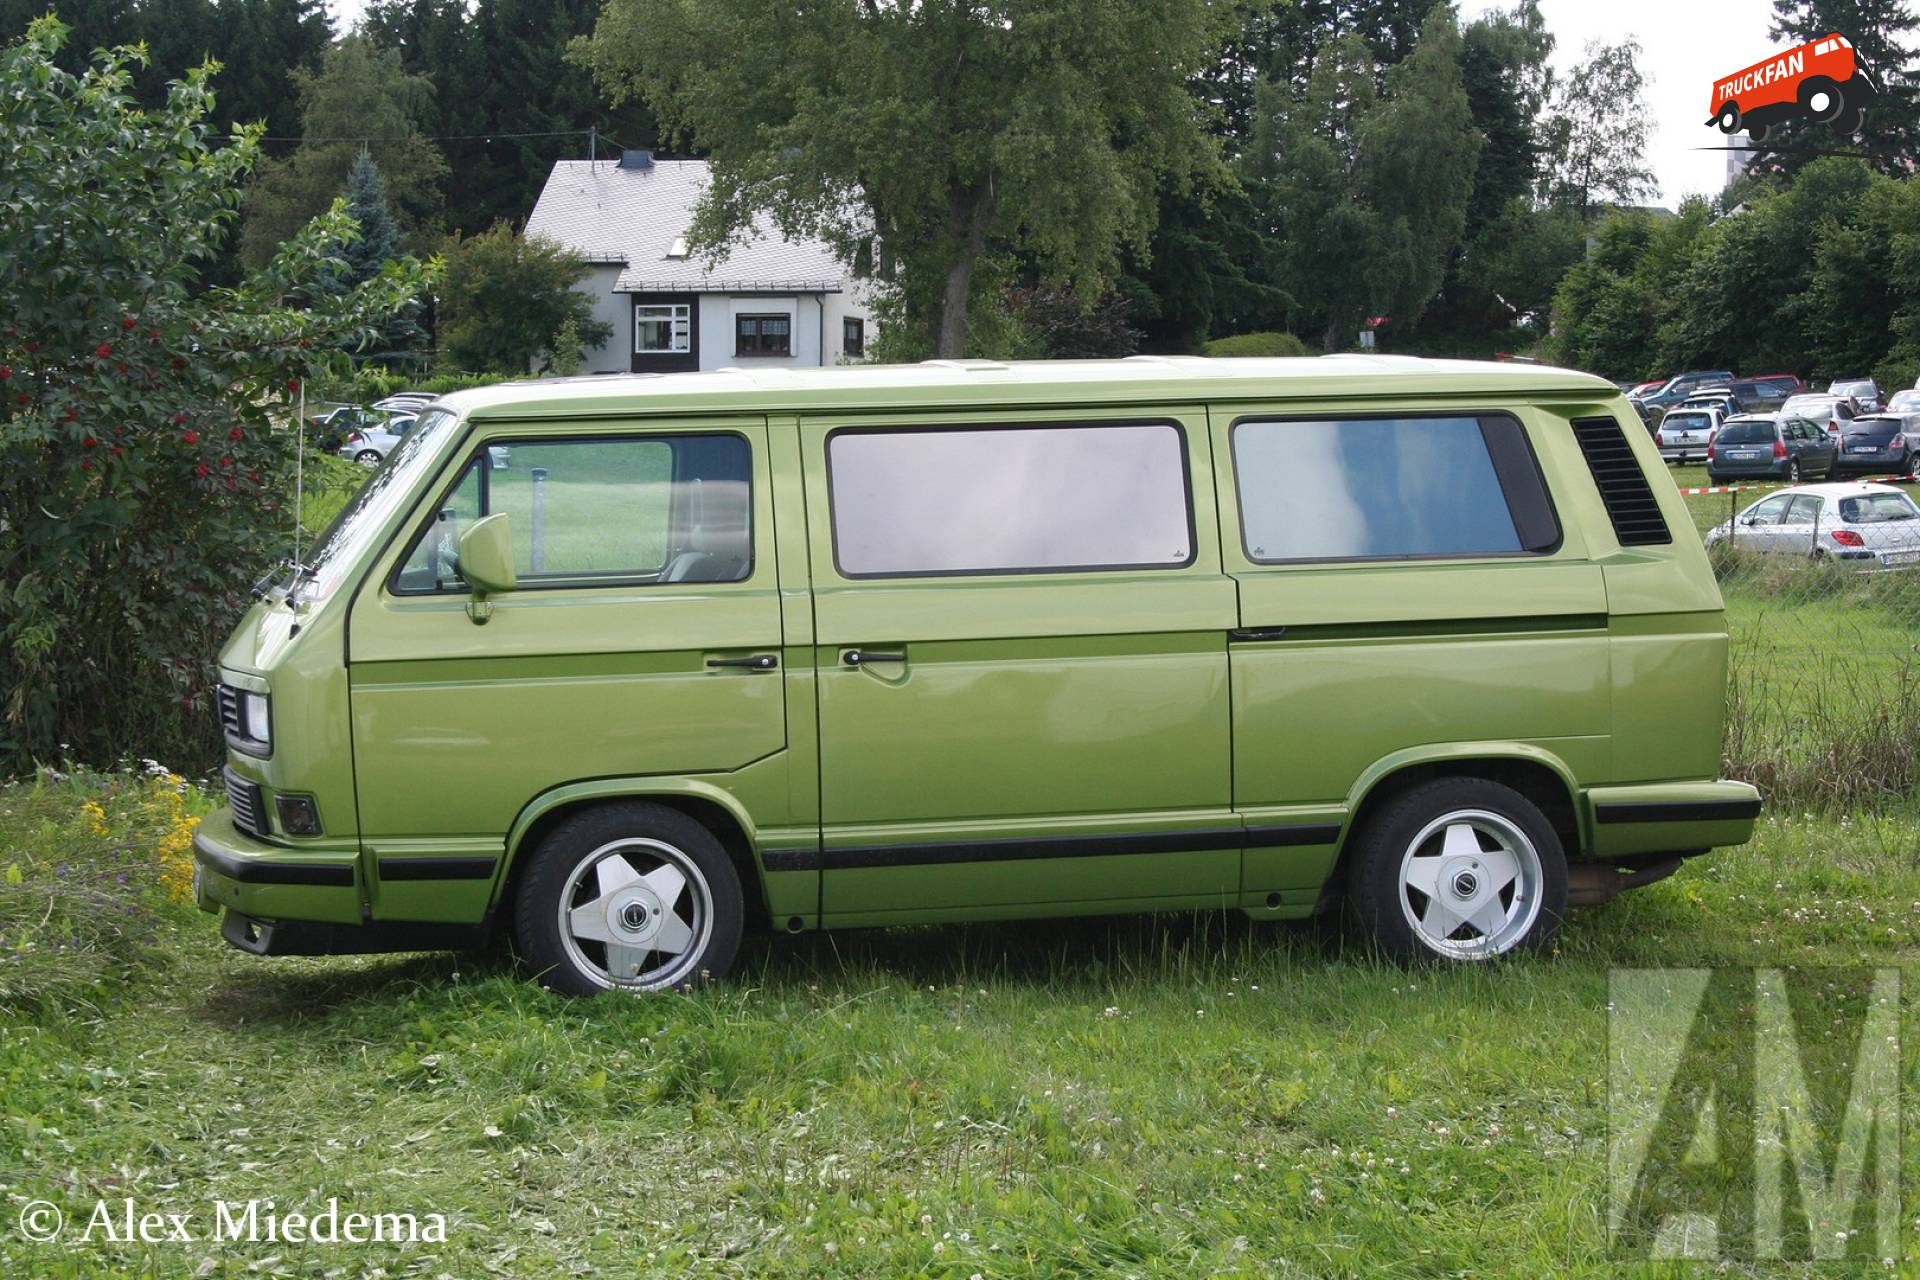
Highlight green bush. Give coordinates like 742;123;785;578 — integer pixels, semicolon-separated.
0;20;431;774
1203;331;1311;358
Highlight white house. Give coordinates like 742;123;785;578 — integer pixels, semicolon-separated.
525;150;874;375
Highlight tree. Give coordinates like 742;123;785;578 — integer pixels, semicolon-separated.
324;149;429;366
1752;0;1920;177
1242;8;1482;351
0;18;430;770
1541;38;1657;218
239;36;448;267
435;224;611;374
577;0;1235;358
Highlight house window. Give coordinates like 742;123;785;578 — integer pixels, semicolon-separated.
843;316;865;358
736;314;791;357
636;303;690;355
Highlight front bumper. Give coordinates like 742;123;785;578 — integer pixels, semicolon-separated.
1585;780;1762;859
192;808;363;926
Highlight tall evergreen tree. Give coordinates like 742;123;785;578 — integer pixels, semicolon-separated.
328;149;428;366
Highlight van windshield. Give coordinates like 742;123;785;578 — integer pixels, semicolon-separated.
291;407;459;604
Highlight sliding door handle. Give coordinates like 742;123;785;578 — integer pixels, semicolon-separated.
843;649;906;666
706;654;779;670
1228;627;1289;643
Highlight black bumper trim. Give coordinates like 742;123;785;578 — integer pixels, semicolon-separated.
222;910;492;956
377;856;498;882
1594;798;1764;825
193;830;355;886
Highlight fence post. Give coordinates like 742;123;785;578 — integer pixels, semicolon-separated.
530;466;549;575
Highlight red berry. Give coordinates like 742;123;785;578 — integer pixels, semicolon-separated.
182;430;199;445
226;476;238;491
121;317;136;330
228;427;243;441
23;341;36;353
194;463;209;478
220;455;233;467
80;459;94;471
286;379;300;392
173;412;187;424
0;367;10;380
96;344;112;358
82;435;97;448
110;445;124;457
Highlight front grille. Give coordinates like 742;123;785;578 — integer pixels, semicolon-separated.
1570;416;1673;547
217;684;244;737
224;766;267;837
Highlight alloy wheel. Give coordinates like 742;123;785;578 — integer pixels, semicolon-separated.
1397;810;1545;960
557;838;714;990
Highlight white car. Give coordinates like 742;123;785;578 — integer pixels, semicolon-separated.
1781;393;1856;437
372;393;435;413
1655;406;1722;462
338;414;418;466
1705;481;1920;566
1886;388;1920;414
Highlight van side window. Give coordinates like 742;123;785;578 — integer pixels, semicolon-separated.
826;423;1192;577
1231;415;1559;563
391;434;753;593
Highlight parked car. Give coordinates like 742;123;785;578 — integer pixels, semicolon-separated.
192;359;1761;983
1642;370;1738;416
373;393;436;413
307;404;401;453
1627;380;1664;399
1828;378;1883;412
1780;393;1857;436
1726;377;1792;413
1743;373;1807;397
1831;413;1918;478
1705;482;1920;566
1707;414;1838;482
337;414;417;465
1655;406;1723;462
1887;388;1920;413
1675;390;1741;420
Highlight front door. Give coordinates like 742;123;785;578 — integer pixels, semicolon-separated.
800;409;1239;922
346;418;786;916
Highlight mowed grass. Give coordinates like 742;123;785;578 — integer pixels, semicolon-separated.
5;807;1920;1277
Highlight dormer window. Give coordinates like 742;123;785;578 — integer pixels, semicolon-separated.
666;236;689;259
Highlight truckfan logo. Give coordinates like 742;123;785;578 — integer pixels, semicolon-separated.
1708;33;1878;141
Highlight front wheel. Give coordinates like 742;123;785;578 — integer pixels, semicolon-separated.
514;802;744;995
1787;459;1802;483
1716;103;1742;134
354;449;382;466
1344;778;1567;962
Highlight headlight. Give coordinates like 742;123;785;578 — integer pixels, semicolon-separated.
242;691;271;747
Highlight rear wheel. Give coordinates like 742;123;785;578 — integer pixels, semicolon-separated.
514;802;744;995
1787;458;1802;483
354;449;382;466
1344;778;1567;962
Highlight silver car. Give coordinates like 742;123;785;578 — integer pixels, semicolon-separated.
1705;481;1920;566
1655;407;1721;462
337;414;417;466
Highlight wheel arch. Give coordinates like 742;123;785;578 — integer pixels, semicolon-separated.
1318;744;1586;910
494;779;773;930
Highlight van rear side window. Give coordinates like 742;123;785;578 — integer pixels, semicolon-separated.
1231;414;1559;563
827;423;1193;577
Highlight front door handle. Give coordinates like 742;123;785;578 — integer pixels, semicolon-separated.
706;654;779;670
843;649;906;666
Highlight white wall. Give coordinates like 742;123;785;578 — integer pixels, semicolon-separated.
578;264;627;374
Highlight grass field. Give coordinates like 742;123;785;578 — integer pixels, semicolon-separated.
3;771;1919;1278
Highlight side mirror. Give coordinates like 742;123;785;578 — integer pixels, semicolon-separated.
457;512;517;596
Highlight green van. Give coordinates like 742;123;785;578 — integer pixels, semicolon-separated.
193;357;1760;991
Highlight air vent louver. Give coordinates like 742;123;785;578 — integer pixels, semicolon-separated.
1570;416;1672;546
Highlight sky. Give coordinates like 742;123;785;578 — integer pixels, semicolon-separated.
322;0;1784;208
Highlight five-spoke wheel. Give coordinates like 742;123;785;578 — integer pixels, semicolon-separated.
1345;778;1567;961
516;802;743;995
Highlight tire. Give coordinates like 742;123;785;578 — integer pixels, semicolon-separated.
1798;76;1845;123
1716;103;1741;134
1747;120;1772;144
1832;102;1865;135
514;801;744;996
1787;459;1802;483
354;449;382;466
1343;778;1567;963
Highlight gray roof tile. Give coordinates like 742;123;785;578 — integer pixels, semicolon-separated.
525;159;847;294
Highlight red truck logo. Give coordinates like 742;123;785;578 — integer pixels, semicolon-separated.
1708;34;1877;141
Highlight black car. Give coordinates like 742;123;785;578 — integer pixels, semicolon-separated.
1707;415;1839;483
1832;413;1918;478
